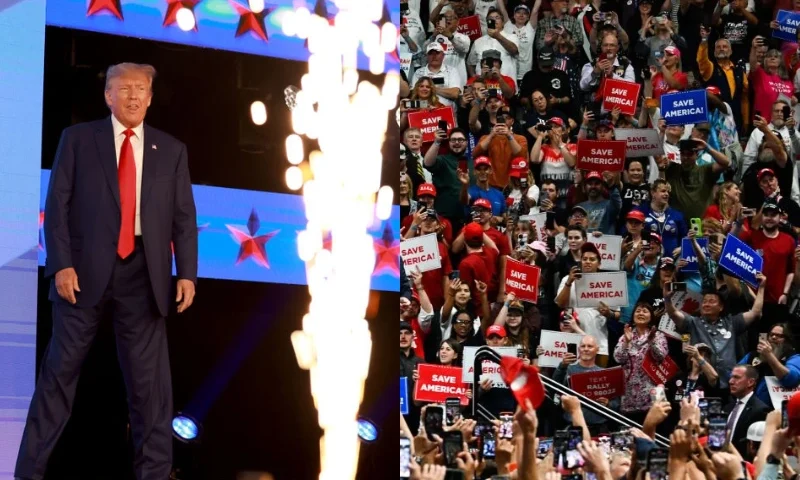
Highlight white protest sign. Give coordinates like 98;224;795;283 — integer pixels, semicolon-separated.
658;316;681;340
765;376;800;410
538;330;585;368
614;128;663;157
588;235;623;271
461;346;518;387
519;213;547;243
658;290;702;340
575;271;629;308
400;233;441;274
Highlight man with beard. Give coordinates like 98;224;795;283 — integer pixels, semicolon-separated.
575;171;621;235
697;31;749;137
739;322;800;408
664;137;730;220
739;203;796;348
666;274;767;391
425;127;470;229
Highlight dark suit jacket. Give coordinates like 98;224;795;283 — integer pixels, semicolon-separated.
44;117;198;317
726;393;770;460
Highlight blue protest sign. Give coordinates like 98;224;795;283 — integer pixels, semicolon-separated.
400;377;409;415
680;237;708;273
718;235;763;287
774;10;800;42
660;89;708;126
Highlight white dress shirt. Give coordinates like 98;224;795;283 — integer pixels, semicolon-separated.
111;114;144;236
579;58;636;91
728;391;753;439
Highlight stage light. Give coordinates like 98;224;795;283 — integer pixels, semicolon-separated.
250;100;267;125
285;166;303;190
172;414;199;442
247;0;265;14
356;417;378;443
285;134;304;165
375;186;393;221
176;7;196;32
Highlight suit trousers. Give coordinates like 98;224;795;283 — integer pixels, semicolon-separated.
15;239;173;480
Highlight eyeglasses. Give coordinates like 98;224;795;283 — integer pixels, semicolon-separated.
454;319;472;325
450;138;467;143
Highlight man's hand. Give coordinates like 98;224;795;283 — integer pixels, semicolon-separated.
495;438;515;472
455;444;478;479
561;394;580;415
457;169;470;185
409;461;446;480
55;267;80;305
561;352;577;367
757;339;775;359
669;428;692;461
644;401;671;428
578;440;611;474
711;452;745;480
176;279;196;313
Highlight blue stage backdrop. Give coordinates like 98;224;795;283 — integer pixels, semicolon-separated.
47;0;400;70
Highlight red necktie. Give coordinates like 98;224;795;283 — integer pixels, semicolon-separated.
118;128;136;258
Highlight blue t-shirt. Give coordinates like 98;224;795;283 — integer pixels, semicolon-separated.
622;256;658;323
577;188;621;235
468;184;507;216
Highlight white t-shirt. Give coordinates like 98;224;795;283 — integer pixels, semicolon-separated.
473;0;499;34
428;33;472;86
411;65;462;107
557;275;616;355
508;185;540;212
503;22;536;80
468;33;520;82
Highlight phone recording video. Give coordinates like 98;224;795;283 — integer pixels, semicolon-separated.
538;438;553;459
487;19;496;29
610;432;633;451
425;405;445;441
443;431;463;467
438;119;449;131
499;413;514;439
707;414;727;450
445;397;461;426
668;282;687;293
566;343;578;356
482;432;496;460
783;105;792;121
698;397;709;422
565;427;585;469
400;437;411;479
647;448;669;480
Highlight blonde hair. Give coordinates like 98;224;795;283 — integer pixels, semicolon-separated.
105;63;157;91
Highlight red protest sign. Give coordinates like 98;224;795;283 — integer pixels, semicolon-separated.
408;106;456;143
602;78;641;116
504;258;540;303
641;354;680;385
576;140;627;172
457;15;482;41
414;364;470;405
568;367;625;400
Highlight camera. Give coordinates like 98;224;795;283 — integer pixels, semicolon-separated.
535;123;552;132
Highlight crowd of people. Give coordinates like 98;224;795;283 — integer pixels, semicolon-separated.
398;0;800;477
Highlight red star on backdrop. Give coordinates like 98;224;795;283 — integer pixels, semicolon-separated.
87;0;124;19
373;222;399;277
226;209;279;267
38;210;45;251
163;0;202;31
229;0;273;42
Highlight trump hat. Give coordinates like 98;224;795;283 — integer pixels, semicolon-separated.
463;222;484;242
473;198;492;210
417;183;437;197
474;156;492;168
510;157;529;177
627;210;646;222
487;325;507;337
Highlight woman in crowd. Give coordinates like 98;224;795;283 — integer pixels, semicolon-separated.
437;338;463;367
505;161;540;215
441;278;491;341
613;302;668;425
507;218;536;250
703;181;742;230
524;90;572;140
749;40;794;123
618;159;652;233
400;173;416;220
530;117;578;208
448;309;486;348
558;224;587;279
399;76;444;131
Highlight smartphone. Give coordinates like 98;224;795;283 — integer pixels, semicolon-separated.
611;432;633;451
495;114;507;124
641;229;652;243
488;88;499;98
563;476;583;480
438;119;449;131
487;19;496;29
432;77;445;85
444;470;464;480
760;332;768;343
426;208;438;218
698;397;709;422
783;105;792;121
445;397;462;426
668;282;687;293
647;448;669;480
651;385;667;403
690;217;703;236
518;233;529;246
597;12;606;21
565;427;585;469
425;405;445;441
449;270;460;280
520;177;529;189
443;431;464;467
708;413;728;450
742;208;756;217
546;235;556;253
553;430;569;467
499;412;514;439
400;437;412;479
567;343;578;356
545;211;556;230
755;110;763;118
482;431;496;460
538;438;553;459
473;422;490;439
783;399;790;428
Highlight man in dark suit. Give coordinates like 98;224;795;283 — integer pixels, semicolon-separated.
725;365;771;461
15;63;198;480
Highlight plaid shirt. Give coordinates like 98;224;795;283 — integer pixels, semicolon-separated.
535;15;584;51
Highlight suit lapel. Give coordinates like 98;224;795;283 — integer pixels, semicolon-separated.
141;124;157;209
95;117;120;209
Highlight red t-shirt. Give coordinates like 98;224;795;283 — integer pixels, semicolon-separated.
703;204;723;221
739;229;797;303
651;71;689;100
401;214;454;245
421;241;453;312
458;247;499;309
750;67;794;123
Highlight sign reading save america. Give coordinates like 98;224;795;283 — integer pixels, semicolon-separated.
505;258;541;303
774;10;800;42
576;140;627;172
537;330;584;368
660;89;708;126
456;15;482;41
574;271;629;308
614;128;663;157
588;235;623;271
718;234;762;288
401;233;441;274
408;106;456;143
414;364;469;405
602;79;640;116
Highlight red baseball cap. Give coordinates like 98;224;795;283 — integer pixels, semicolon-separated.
627;210;646;222
706;86;721;96
585;171;603;182
547;117;565;127
486;325;507;338
417;183;437;197
463;222;484;242
664;45;681;58
474;156;492;168
757;168;776;180
473;198;492;210
650;233;663;244
510;157;529;178
500;357;545;409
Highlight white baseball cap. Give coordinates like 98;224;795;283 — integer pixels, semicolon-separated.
747;421;765;442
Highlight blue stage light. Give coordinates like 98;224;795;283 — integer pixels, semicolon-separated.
356;417;378;443
172;414;199;442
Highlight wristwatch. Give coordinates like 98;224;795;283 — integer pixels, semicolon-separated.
767;453;781;465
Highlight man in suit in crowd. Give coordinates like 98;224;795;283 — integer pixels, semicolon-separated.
725;365;771;461
15;62;198;480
